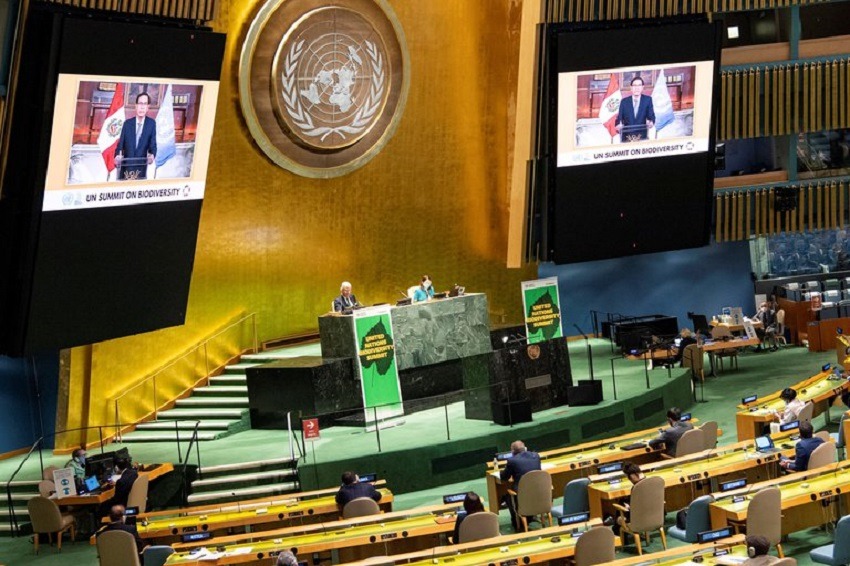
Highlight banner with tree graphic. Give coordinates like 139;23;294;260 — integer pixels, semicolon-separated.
521;277;564;344
353;305;404;423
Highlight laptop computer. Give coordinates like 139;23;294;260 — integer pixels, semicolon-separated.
754;435;779;453
449;285;465;297
80;475;101;495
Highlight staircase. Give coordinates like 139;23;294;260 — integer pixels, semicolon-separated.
120;349;313;443
187;456;300;505
0;480;39;535
119;362;253;443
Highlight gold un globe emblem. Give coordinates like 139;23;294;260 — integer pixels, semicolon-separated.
240;0;409;177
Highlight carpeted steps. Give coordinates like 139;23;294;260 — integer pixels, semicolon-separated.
186;457;300;505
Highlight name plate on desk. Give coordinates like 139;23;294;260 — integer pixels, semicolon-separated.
525;374;552;390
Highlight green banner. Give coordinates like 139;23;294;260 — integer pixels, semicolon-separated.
353;306;404;422
521;277;564;344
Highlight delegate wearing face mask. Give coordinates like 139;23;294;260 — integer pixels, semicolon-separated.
413;275;435;303
65;448;87;480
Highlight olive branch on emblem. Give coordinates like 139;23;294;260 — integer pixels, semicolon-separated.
281;39;385;141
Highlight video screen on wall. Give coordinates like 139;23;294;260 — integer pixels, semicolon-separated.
0;11;225;355
547;18;721;264
43;75;218;210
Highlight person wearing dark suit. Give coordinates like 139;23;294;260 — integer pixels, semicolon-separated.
335;471;382;511
605;461;645;534
111;458;138;508
499;440;542;531
452;491;485;544
97;505;146;557
648;407;693;456
673;328;698;366
616;76;655;142
114;92;157;180
332;281;361;313
781;421;824;472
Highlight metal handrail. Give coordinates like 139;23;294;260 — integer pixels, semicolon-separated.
112;312;258;436
179;421;202;506
5;437;42;535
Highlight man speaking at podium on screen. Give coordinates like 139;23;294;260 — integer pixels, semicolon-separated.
114;92;157;180
616;76;655;142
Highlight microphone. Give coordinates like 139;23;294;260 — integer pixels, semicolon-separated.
232;492;241;514
397;290;408;299
573;324;589;339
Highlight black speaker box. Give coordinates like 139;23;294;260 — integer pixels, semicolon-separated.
491;399;533;425
567;380;603;406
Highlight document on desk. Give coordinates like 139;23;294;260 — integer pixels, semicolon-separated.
714;556;747;565
228;547;252;556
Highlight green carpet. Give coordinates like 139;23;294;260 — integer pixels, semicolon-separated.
0;339;841;565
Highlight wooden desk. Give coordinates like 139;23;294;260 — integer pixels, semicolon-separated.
136;481;387;522
709;320;763;334
701;338;761;376
586;439;793;518
165;503;455;564
607;535;746;565
807;317;850;352
710;460;850;536
734;369;849;441
485;424;679;514
141;489;393;544
700;338;761;353
337;522;603;566
55;463;174;506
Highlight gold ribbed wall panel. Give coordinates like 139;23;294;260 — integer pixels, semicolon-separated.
60;0;535;446
40;0;215;21
718;60;850;140
714;182;848;242
554;0;826;22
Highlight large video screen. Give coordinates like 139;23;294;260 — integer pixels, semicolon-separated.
547;18;721;264
0;10;225;355
557;61;714;167
43;75;218;210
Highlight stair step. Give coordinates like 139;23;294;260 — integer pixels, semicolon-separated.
240;353;302;361
224;363;261;373
157;408;246;420
120;431;220;442
6;480;40;490
135;419;238;431
0;508;29;518
192;469;298;489
5;493;38;502
192;385;249;396
209;375;247;385
200;456;297;476
174;397;248;408
186;482;299;505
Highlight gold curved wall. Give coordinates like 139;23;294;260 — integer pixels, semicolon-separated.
61;0;535;446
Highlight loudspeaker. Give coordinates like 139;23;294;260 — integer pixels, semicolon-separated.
567;380;603;406
492;399;533;425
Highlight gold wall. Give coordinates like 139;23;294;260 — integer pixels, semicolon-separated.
61;0;535;447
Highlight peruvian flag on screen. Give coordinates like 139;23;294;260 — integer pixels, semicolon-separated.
597;74;622;138
96;83;125;174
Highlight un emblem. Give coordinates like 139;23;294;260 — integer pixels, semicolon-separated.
240;0;409;177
